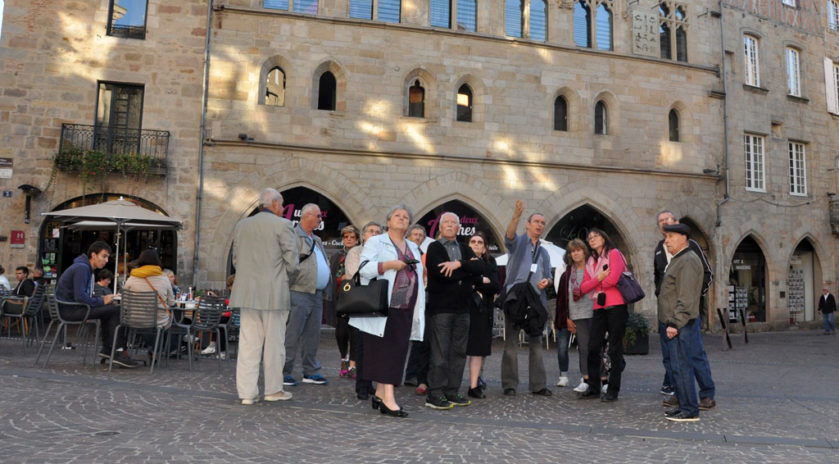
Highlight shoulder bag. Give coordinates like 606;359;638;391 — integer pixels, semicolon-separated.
336;261;389;318
614;250;645;304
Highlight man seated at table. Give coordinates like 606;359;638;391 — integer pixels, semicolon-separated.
13;266;35;297
55;241;138;368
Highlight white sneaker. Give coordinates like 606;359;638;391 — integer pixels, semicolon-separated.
200;342;216;355
556;376;569;387
241;397;260;405
264;390;293;402
573;379;588;393
601;383;609;394
219;351;227;360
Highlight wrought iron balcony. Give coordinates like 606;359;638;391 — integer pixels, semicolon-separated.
57;124;169;176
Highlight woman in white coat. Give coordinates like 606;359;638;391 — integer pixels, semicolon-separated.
350;205;425;418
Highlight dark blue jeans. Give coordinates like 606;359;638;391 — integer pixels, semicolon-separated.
555;328;570;373
824;312;836;333
664;319;701;416
659;320;715;399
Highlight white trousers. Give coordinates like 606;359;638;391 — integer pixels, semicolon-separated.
236;309;289;400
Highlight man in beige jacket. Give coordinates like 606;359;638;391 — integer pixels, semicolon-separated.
230;188;299;404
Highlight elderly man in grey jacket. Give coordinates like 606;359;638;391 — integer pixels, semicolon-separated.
283;203;333;386
658;223;704;422
230;188;299;405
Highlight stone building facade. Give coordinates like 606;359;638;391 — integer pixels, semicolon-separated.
1;0;837;330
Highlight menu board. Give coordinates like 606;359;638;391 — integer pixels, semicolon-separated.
787;268;805;313
728;285;747;321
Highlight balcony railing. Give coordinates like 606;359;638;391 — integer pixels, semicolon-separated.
57;123;169;176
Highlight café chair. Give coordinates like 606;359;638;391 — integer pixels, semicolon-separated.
35;284;101;367
1;283;46;347
109;289;164;373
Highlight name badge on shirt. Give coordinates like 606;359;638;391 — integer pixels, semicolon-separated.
530;263;538;273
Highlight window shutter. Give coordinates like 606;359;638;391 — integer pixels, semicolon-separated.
826;58;839;114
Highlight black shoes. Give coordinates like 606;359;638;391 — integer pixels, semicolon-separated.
503;388;516;396
379;402;408;418
446;393;471;407
577;387;599;399
467;387;486;399
425;395;454;410
371;396;382;410
600;392;618;402
532;388;553;397
665;410;699;422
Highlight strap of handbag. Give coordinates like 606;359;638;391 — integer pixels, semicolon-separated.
351;260;371;285
142;277;172;318
299;237;317;263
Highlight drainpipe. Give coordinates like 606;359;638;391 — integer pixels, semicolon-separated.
716;0;731;228
192;0;214;287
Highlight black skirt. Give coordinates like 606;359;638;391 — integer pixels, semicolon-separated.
466;304;493;357
361;306;413;385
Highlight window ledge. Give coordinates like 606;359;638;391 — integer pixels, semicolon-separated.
790;192;809;197
786;95;809;104
743;84;769;95
745;188;767;193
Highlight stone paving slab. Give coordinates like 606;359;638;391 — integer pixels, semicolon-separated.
0;329;837;462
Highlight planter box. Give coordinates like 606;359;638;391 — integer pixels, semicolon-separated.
624;332;649;355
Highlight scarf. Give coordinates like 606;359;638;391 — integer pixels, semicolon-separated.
130;265;163;278
585;250;610;301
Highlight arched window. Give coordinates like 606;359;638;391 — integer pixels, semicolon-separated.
595;3;612;50
317;71;336;111
456;84;473;122
554;96;568;131
660;2;688;62
265;67;285;106
668;109;679;142
594;100;607;135
505;0;524;38
530;0;547;42
408;80;425;118
574;2;591;47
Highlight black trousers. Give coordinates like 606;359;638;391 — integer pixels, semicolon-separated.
59;303;123;352
404;319;431;385
427;312;470;399
586;305;628;395
351;326;373;395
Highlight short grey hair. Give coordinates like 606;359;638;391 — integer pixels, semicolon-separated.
300;203;320;217
440;212;460;224
361;221;382;236
162;269;174;277
385;204;413;223
405;224;426;239
527;212;545;223
657;210;676;224
258;188;283;209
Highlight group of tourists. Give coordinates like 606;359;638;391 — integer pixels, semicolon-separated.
225;188;720;422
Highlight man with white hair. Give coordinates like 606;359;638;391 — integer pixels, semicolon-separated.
230;188;299;404
284;203;332;386
424;212;483;409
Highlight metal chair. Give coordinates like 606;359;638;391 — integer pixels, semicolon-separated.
189;296;226;371
35;284;101;367
1;284;46;347
109;289;162;373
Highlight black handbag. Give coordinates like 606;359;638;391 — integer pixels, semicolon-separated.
614;250;645;304
336;261;389;318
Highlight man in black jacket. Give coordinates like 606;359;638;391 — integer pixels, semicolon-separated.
424;212;483;410
13;266;35;297
817;285;836;335
653;211;715;411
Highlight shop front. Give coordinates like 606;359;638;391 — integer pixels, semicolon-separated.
728;236;767;323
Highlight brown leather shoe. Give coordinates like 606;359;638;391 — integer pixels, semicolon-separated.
662;395;679;407
699;397;716;410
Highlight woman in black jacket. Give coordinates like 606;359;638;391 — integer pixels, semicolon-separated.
466;231;500;399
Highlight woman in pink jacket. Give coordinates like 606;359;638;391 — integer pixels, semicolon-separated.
578;228;628;402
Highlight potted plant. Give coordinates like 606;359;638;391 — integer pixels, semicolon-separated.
624;312;650;355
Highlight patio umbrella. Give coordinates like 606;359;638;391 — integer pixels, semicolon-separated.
43;197;182;292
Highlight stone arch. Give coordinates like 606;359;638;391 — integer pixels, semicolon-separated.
403;67;437;119
667;100;693;143
453;74;487;123
592;89;620;136
787;234;825;323
413;194;506;251
311;59;348;111
551;86;581;132
257;55;292;106
726;231;771;323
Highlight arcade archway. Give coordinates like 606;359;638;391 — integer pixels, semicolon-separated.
789;239;821;323
546;204;629;263
416;199;503;254
728;236;767;323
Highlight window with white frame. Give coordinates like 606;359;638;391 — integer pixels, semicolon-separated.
789;142;807;196
781;0;796;6
830;0;839;31
827;58;839;114
744;35;760;87
744;134;765;192
786;47;801;96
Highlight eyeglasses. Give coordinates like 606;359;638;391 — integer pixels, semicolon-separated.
586;234;600;242
469;239;484;245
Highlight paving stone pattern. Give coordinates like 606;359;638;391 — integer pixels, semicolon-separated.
1;329;837;463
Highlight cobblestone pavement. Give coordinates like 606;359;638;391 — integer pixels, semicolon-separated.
1;328;837;463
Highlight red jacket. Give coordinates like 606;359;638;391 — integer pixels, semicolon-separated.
580;248;626;310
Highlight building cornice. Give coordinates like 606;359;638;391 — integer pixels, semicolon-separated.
205;138;722;181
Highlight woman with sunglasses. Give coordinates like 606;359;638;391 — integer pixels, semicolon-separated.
578;228;628;402
465;231;499;399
